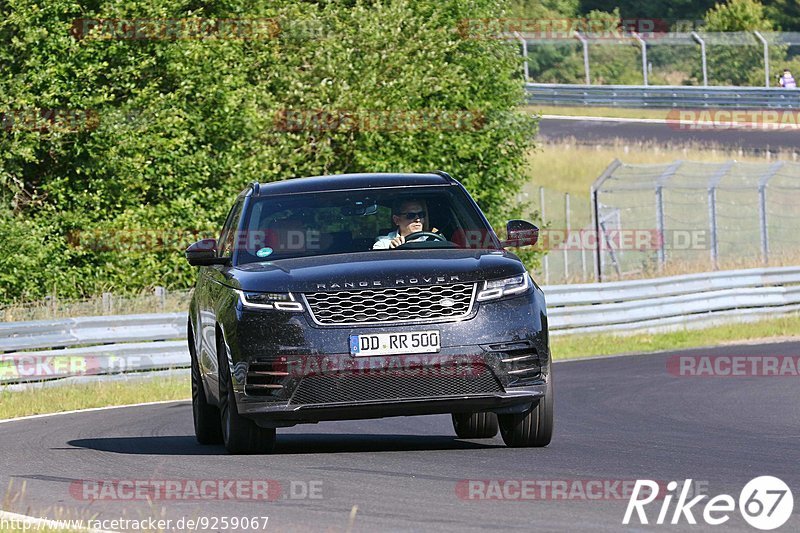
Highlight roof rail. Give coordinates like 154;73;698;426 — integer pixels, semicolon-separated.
431;170;456;183
247;181;261;196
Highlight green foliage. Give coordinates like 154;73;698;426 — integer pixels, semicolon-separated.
704;0;774;31
698;0;779;86
0;0;539;302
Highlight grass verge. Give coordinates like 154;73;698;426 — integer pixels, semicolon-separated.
0;373;189;420
526;105;672;120
550;314;800;360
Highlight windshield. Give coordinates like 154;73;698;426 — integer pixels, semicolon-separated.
234;186;499;264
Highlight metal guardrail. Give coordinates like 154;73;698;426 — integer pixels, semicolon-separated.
526;83;800;108
2;267;799;385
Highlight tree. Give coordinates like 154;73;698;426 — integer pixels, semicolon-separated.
0;0;539;301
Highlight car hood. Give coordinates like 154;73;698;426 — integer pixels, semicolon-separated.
225;249;526;293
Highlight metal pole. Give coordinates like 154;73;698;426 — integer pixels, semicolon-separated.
574;31;590;85
633;32;648;86
540;186;549;284
590;159;622;282
564;193;570;280
757;161;783;265
592;187;601;282
754;31;769;88
514;31;529;82
691;32;708;87
708;186;718;270
655;186;665;270
759;185;769;265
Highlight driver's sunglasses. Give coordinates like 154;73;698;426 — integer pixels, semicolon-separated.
397;211;426;220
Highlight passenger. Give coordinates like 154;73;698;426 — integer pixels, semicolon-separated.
779;69;796;88
373;199;438;249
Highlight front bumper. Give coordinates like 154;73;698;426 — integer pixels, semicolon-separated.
227;288;550;425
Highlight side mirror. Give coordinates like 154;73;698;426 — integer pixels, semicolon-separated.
185;239;228;266
502;220;539;248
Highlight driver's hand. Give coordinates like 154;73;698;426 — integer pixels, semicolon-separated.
389;235;406;249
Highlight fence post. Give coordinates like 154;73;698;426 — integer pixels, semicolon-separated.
707;162;732;271
754;31;769;88
102;292;113;314
691;32;708;87
514;32;529;82
591;160;622;282
564;193;570;280
758;162;783;265
540;186;549;284
633;32;648;86
155;286;166;310
655;186;665;270
574;31;590;85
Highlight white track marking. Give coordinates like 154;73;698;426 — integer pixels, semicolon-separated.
0;399;189;425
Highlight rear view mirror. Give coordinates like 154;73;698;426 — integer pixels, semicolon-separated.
185;238;227;266
502;220;539;248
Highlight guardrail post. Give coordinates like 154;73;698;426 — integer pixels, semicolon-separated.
633;33;648;86
691;32;708;87
754;31;770;88
574;32;591;85
540;186;549;284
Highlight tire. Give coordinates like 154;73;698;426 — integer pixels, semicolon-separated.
189;325;223;445
218;335;276;454
498;377;553;448
451;412;499;439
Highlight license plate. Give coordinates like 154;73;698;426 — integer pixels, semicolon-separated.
349;331;440;357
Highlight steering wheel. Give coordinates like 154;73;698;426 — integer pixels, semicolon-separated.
403;231;447;242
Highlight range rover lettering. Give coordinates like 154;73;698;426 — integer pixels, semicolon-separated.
186;171;553;454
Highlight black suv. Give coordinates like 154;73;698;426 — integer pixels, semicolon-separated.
186;172;552;453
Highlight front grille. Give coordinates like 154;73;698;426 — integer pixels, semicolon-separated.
303;283;476;325
289;366;503;405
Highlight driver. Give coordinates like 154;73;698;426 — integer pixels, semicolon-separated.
372;199;438;249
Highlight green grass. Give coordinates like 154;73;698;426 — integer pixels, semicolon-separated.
0;373;189;420
551;314;800;360
525;141;780;198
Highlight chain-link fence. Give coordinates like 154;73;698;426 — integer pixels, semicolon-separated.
518;31;800;87
592;160;800;281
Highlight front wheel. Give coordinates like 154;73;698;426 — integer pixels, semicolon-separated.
451;412;499;439
190;325;222;445
218;337;276;454
498;378;553;448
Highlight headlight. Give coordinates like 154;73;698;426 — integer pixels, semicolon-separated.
236;290;304;312
476;273;530;302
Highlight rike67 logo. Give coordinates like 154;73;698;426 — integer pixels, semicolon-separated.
624;477;794;530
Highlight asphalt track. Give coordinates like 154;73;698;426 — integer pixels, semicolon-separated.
1;341;798;532
539;117;800;152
